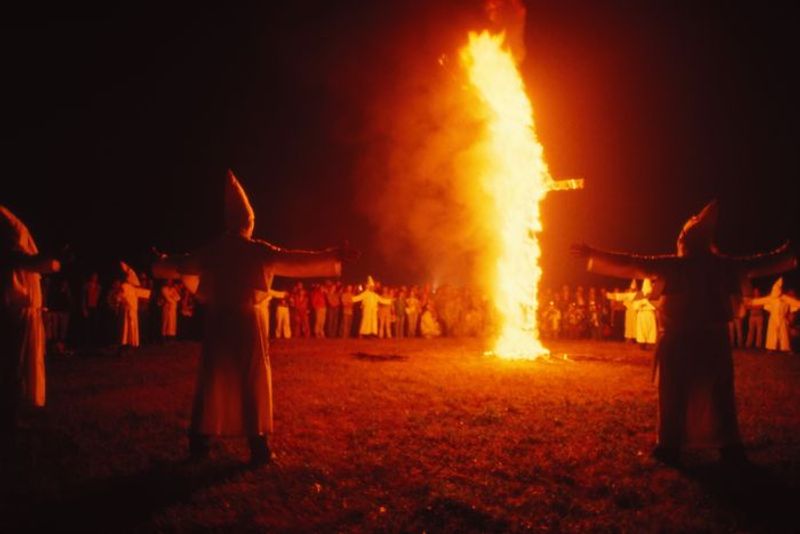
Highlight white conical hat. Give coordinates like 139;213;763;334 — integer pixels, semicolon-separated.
225;169;255;238
367;275;375;289
641;278;652;296
677;200;718;256
120;261;141;286
0;205;38;255
770;277;783;298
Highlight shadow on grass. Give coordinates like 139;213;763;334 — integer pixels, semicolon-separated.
353;352;409;362
401;497;510;533
1;459;249;533
680;461;799;531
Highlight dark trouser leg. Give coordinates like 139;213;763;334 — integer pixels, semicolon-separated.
248;434;270;466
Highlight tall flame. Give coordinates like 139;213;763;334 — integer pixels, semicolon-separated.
460;31;550;359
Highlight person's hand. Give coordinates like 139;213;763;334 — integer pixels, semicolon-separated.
570;242;593;259
333;240;361;263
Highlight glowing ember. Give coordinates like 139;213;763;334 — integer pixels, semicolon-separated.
460;30;551;359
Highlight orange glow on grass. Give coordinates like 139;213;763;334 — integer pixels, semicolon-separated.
460;31;551;360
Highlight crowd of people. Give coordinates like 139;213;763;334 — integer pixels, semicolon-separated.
35;267;800;357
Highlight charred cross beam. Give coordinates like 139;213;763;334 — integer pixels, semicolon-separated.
545;177;584;191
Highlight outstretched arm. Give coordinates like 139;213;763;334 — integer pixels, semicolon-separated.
724;242;799;279
571;243;673;280
2;250;60;274
255;238;358;279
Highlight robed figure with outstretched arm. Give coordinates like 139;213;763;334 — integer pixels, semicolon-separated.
153;170;357;465
1;206;60;444
572;201;797;466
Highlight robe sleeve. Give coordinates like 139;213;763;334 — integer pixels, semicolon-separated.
748;296;771;306
2;251;60;274
253;239;342;279
351;291;366;303
737;246;798;279
269;289;287;299
378;296;393;305
784;295;800;312
584;248;674;281
152;253;202;279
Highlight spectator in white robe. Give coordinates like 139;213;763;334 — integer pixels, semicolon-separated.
160;279;181;341
750;277;800;352
606;279;638;342
573;200;797;466
632;278;658;348
119;262;151;350
1;206;60;442
153;170;355;466
351;276;392;337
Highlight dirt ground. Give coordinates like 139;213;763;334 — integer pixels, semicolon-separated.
1;338;798;532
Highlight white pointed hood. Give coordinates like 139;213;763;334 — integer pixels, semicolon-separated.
120;261;141;286
770;277;783;298
225;169;255;238
677;200;718;257
0;205;39;255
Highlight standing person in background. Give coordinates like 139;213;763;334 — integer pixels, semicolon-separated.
728;294;746;348
311;284;327;338
750;278;800;353
340;284;354;338
160;279;182;343
47;276;73;356
377;287;394;339
325;281;341;338
0;205;61;447
745;288;765;349
275;296;291;339
138;272;154;346
292;283;311;338
119;262;152;352
394;287;407;338
572;200;797;466
632;278;658;350
405;287;421;338
179;282;197;340
81;272;102;347
352;276;391;338
607;280;638;343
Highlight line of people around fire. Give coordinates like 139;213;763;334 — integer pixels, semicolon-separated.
37;267;800;357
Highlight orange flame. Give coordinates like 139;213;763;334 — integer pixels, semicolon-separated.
460;31;550;359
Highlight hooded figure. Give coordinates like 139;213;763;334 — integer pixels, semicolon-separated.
153;170;355;465
632;278;658;346
118;261;151;348
351;275;392;336
0;206;60;430
572;200;797;465
749;278;800;352
606;279;639;342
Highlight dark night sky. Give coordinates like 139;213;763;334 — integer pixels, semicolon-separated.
4;2;799;288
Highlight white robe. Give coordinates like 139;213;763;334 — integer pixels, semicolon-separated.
6;270;46;407
120;282;151;347
351;289;391;335
607;290;637;340
632;298;657;344
751;294;800;351
154;234;340;436
160;286;181;336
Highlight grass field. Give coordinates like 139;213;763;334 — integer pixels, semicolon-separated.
2;338;799;532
